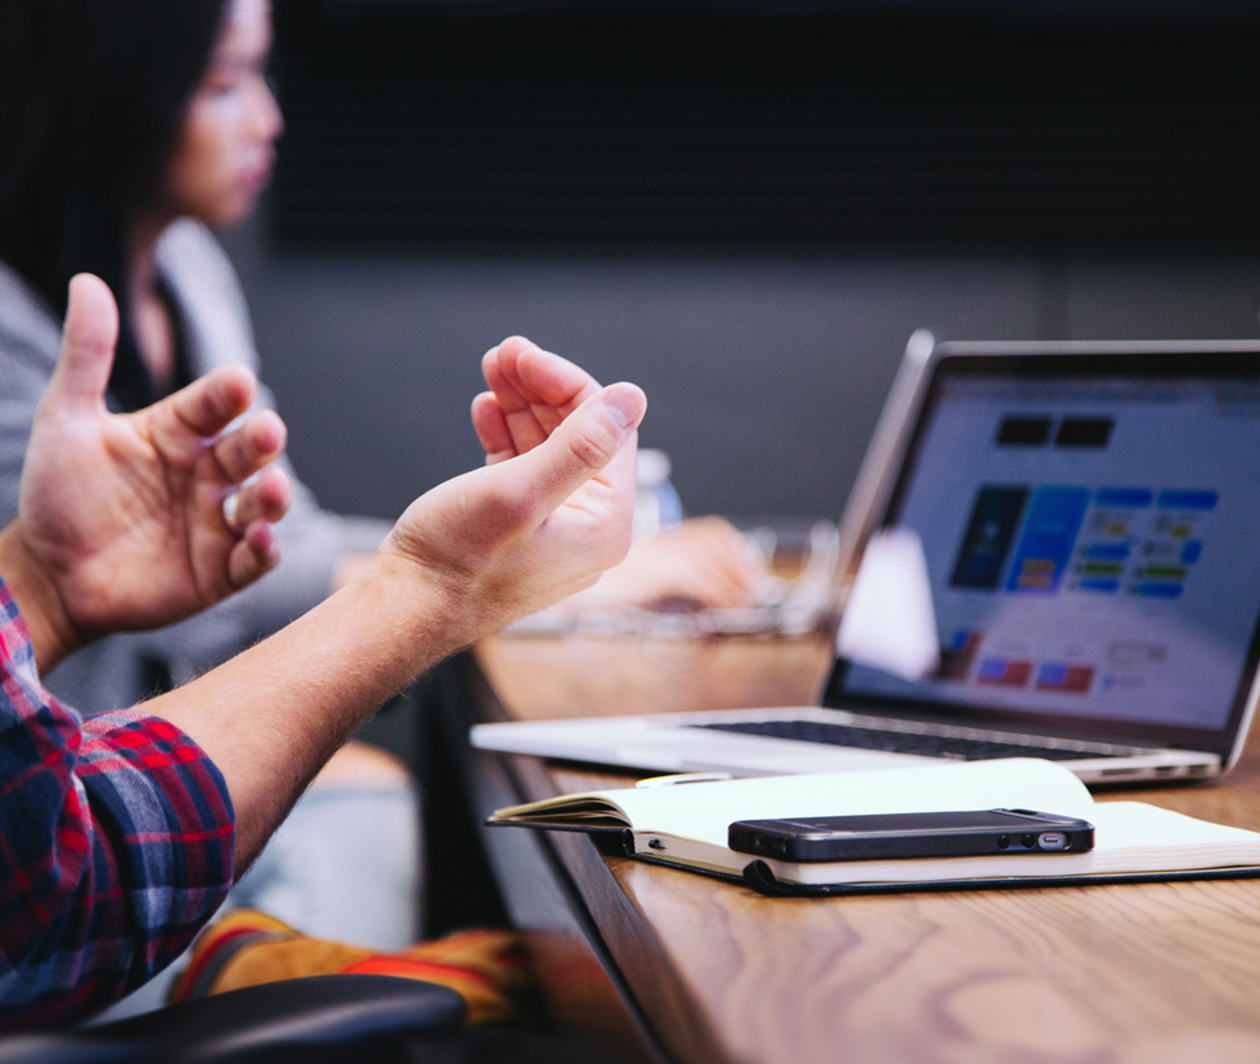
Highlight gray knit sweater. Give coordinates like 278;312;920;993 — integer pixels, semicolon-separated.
0;219;390;711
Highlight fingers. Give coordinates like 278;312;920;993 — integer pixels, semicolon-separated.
212;408;287;484
484;336;597;409
481;344;554;454
44;274;119;413
669;517;765;595
488;382;646;523
226;519;282;589
163;364;259;438
653;554;757;610
470;391;515;465
481;337;603;456
218;429;290;584
594;517;762;610
221;465;290;591
669;554;758;609
382;375;647;637
511;341;601;408
227;466;292;530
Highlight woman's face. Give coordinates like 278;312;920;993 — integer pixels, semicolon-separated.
161;0;283;228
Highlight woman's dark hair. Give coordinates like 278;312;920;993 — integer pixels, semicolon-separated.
0;0;227;406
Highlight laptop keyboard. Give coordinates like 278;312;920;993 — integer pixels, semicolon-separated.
693;719;1133;762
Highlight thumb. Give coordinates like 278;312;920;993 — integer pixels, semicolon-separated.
45;274;119;413
500;382;647;516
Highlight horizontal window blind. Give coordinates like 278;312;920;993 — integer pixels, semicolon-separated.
268;4;1260;250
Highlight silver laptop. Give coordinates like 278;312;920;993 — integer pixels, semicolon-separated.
472;332;1260;784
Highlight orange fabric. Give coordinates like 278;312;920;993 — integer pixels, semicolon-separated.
171;909;533;1026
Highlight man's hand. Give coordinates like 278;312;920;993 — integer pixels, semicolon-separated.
470;335;602;465
0;273;292;671
474;338;761;613
381;336;646;643
148;336;643;865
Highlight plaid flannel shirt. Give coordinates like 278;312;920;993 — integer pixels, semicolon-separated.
0;576;235;1029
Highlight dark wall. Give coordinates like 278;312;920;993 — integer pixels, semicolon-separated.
219;2;1260;526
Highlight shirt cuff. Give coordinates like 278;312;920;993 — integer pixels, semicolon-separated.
77;710;236;979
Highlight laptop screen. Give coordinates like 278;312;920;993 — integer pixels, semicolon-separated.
829;349;1260;755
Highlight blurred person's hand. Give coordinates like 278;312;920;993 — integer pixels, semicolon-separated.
569;515;763;612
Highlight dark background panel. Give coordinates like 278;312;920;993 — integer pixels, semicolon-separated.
267;1;1260;252
222;0;1260;525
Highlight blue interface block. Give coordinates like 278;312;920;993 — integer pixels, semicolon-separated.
1086;544;1130;561
1157;490;1218;511
1005;486;1090;593
1078;578;1121;594
1136;581;1184;599
976;658;1007;681
1037;662;1067;686
1095;488;1153;508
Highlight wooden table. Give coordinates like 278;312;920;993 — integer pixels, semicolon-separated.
462;630;1260;1064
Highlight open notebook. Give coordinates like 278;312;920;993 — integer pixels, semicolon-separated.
487;759;1260;896
474;333;1260;784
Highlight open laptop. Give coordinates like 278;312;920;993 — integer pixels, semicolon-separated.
472;331;1260;784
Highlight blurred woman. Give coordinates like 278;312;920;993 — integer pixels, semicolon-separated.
0;2;393;696
0;1;418;1013
0;0;758;690
0;0;759;1014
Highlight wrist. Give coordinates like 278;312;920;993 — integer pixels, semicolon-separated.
361;549;487;658
0;523;84;673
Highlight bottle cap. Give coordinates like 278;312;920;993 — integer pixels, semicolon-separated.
637;448;672;486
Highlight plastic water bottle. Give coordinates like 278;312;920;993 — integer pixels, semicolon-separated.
634;448;683;536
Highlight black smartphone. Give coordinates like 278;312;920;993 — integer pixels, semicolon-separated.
727;808;1094;862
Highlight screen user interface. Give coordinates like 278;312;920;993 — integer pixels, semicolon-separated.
841;364;1260;734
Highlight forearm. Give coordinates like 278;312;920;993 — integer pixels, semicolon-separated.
104;508;391;694
143;555;467;868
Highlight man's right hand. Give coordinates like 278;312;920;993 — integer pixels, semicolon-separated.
380;337;646;644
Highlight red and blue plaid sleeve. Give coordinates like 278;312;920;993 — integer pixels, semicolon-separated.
0;577;236;1029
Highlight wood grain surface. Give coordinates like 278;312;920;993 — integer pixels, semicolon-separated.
475;632;1260;1064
